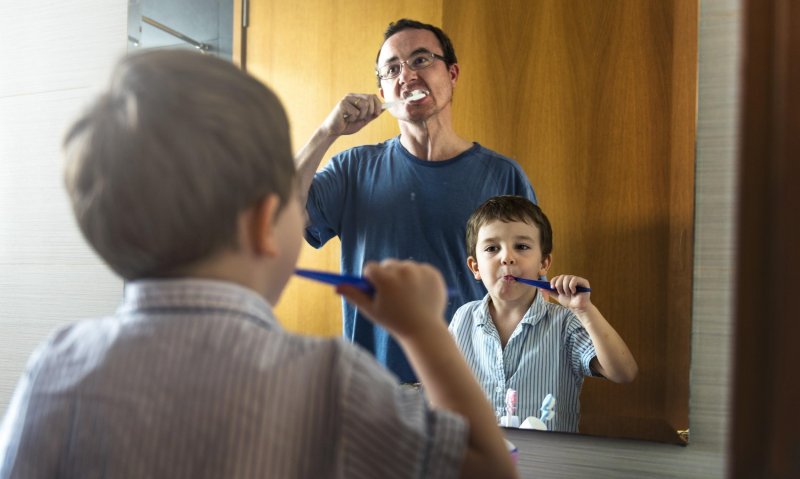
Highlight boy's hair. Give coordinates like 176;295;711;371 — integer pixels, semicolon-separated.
466;196;553;259
375;18;458;86
63;50;295;280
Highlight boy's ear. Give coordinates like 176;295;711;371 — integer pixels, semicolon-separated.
539;253;553;276
251;194;282;257
467;256;481;280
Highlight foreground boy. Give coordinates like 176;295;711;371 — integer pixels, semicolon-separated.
449;196;638;432
0;50;515;479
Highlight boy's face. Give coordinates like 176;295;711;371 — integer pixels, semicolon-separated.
468;219;551;303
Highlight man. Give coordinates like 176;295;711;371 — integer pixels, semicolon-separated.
296;19;537;383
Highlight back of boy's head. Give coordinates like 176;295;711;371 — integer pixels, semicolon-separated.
466;195;553;258
63;50;295;280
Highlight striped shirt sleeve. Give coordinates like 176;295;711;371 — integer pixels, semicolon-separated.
337;344;467;479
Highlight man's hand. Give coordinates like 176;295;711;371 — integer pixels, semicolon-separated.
321;93;383;137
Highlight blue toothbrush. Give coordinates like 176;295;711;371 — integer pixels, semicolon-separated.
295;268;459;297
513;277;592;293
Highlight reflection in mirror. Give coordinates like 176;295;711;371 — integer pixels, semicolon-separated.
451;195;639;434
239;0;697;445
127;0;232;59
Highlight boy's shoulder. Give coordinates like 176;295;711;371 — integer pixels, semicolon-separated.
27;313;358;378
449;297;489;331
534;300;586;334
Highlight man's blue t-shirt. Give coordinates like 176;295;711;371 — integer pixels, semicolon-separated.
305;136;537;383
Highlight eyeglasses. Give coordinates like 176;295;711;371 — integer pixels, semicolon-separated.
376;52;447;81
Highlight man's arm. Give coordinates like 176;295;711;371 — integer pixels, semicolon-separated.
295;94;383;205
339;260;517;479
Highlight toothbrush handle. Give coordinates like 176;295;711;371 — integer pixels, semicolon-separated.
344;100;398;119
381;100;402;110
515;277;591;293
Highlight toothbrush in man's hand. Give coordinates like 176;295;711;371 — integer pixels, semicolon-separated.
343;90;428;119
381;90;428;109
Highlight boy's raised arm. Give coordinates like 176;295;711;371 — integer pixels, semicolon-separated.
549;274;639;384
338;260;518;479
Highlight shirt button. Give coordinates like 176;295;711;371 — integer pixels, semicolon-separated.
495;386;503;393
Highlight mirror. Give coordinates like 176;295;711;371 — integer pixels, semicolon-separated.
239;0;696;444
127;0;233;59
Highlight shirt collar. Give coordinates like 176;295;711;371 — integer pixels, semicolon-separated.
474;290;549;328
118;278;280;330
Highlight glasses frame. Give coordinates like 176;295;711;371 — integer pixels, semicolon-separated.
376;52;447;81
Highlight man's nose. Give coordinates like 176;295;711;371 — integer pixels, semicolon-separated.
398;63;418;84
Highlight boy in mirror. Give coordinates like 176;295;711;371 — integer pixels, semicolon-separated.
0;50;516;479
449;195;638;432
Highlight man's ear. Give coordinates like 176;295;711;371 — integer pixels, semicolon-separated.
539;253;553;277
250;194;282;257
467;256;481;280
449;63;460;86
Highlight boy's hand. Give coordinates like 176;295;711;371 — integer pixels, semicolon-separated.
337;260;447;339
549;274;592;313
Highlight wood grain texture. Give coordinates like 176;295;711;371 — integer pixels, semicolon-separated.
730;0;800;476
444;0;696;440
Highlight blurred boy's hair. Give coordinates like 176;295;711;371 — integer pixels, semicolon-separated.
63;50;295;280
465;195;553;259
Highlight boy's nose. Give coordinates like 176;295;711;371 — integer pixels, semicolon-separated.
501;256;515;265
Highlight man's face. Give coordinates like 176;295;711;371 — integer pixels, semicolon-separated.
377;28;458;122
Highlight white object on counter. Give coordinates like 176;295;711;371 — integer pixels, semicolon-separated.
500;415;521;428
519;416;548;430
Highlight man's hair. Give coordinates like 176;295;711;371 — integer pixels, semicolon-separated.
375;18;458;85
63;50;295;280
466;196;553;259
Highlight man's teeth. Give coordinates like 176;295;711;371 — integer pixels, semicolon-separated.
404;89;428;99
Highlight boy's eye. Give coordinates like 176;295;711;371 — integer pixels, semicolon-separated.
483;245;499;253
515;244;531;250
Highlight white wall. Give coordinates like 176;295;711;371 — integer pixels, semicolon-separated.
0;0;127;407
0;1;739;477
